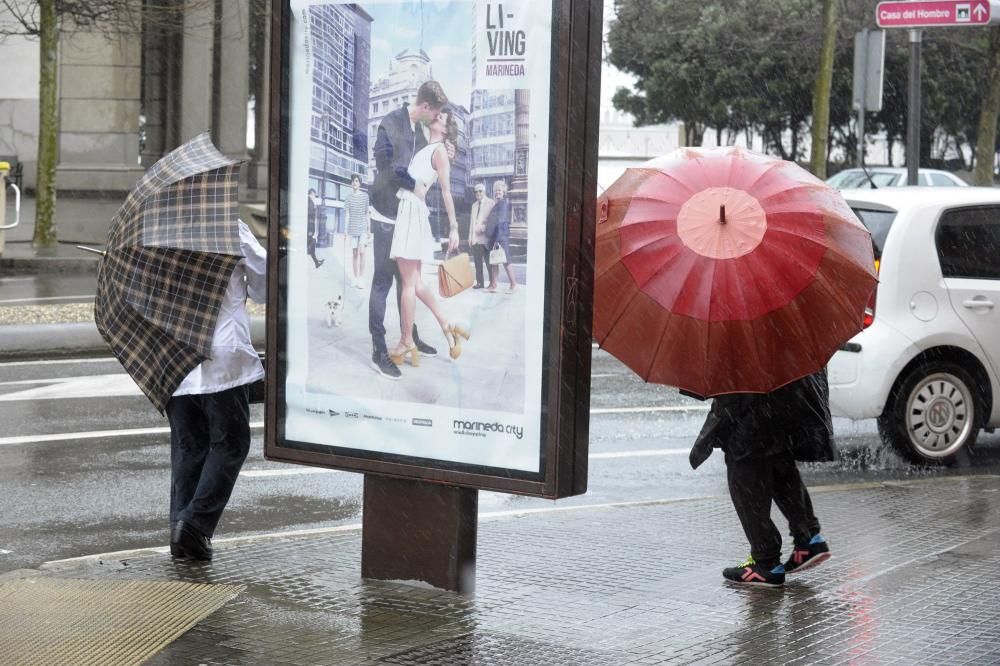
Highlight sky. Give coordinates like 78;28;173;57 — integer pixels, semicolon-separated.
364;1;474;111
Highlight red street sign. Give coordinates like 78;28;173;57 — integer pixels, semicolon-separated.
876;0;998;27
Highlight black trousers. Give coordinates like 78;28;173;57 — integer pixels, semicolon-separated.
472;243;489;286
725;451;820;566
307;227;319;266
368;219;421;353
166;385;251;537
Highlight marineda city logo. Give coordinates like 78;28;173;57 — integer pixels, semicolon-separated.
453;419;524;440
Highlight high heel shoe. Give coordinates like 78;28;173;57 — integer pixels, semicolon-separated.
388;344;420;367
444;323;471;360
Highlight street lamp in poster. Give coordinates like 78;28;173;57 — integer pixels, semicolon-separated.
266;0;598;496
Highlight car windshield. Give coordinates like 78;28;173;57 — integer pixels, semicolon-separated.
828;171;900;188
851;208;897;259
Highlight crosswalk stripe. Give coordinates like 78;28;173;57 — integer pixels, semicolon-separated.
0;422;265;446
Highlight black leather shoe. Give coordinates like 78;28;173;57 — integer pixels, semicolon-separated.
413;337;437;357
171;521;213;562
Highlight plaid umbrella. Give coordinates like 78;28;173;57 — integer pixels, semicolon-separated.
95;133;245;412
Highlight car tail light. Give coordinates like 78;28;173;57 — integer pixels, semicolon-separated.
863;258;880;328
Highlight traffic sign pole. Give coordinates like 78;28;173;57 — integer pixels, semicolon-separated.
857;33;868;167
907;29;922;186
853;30;886;168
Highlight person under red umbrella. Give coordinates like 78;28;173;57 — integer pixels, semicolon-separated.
595;147;875;587
688;371;834;587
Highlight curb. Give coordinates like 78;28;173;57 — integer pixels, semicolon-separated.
0;257;100;274
1;322;107;360
0;316;267;362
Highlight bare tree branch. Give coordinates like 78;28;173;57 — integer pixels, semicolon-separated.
0;0;40;36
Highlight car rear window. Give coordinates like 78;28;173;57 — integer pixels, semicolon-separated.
850;208;896;259
830;171;899;188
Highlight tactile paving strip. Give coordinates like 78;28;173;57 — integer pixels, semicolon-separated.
0;577;243;666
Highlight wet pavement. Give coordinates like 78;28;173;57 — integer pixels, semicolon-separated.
22;473;1000;665
0;273;97;307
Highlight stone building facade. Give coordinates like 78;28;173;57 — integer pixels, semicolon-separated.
304;4;372;241
0;0;270;198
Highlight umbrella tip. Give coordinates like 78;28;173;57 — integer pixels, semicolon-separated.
719;205;727;225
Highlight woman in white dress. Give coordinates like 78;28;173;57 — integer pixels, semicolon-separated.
389;110;469;365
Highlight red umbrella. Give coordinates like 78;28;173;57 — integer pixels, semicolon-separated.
594;147;877;397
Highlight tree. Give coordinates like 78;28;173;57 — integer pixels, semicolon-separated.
608;0;824;157
809;0;838;178
608;0;1000;174
607;0;722;146
974;27;1000;185
0;0;227;247
2;1;143;246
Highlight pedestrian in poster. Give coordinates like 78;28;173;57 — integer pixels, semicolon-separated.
368;80;454;379
167;219;267;561
306;188;324;269
485;179;517;294
389;109;468;365
688;370;835;587
468;183;493;289
345;174;370;289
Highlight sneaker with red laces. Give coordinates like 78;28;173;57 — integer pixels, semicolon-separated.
722;556;785;587
783;534;831;573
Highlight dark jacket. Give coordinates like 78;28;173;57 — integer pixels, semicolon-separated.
486;197;511;245
372;104;426;220
307;197;317;235
688;370;835;469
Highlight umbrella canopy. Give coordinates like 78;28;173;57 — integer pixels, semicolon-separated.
594;146;877;397
95;133;245;412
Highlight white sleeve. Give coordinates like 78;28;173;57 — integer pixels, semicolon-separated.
239;220;267;304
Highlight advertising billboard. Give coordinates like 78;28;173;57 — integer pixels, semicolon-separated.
265;0;600;497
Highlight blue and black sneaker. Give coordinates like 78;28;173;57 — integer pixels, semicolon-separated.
784;534;831;574
722;556;785;587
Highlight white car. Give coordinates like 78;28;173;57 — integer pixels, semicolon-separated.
828;187;1000;464
826;167;968;189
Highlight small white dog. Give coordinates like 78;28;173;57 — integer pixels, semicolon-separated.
326;295;344;328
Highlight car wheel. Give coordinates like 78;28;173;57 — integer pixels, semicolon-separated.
877;362;981;465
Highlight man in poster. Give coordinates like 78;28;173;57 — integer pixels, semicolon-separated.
306;188;324;269
368;80;453;379
468;183;493;289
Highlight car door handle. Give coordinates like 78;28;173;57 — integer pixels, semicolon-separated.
962;299;994;309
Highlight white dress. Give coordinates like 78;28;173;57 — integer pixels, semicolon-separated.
390;142;440;262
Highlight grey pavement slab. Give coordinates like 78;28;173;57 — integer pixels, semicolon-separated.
32;474;1000;665
2;194;124;246
0;194;117;271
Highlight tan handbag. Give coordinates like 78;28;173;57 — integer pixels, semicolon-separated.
438;252;474;298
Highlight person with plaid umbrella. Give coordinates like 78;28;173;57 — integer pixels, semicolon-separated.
95;133;265;562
